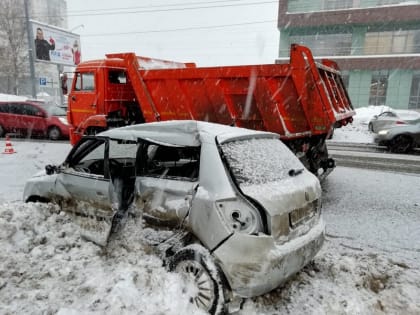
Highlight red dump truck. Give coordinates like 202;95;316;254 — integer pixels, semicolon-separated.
66;44;354;175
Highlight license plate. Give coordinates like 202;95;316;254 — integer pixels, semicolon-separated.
290;200;317;227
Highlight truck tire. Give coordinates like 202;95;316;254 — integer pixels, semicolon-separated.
168;245;226;315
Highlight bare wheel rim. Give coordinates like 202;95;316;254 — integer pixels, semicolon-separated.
175;259;216;311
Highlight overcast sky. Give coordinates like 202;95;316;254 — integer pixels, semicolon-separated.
66;0;280;66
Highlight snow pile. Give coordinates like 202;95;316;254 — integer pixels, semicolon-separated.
243;241;420;314
0;201;205;315
0;93;29;102
1;201;419;314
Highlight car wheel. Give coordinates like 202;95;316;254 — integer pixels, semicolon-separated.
48;126;61;140
368;122;373;132
169;245;226;315
390;135;413;153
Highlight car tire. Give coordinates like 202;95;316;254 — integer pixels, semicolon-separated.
168;245;226;315
48;126;61;140
390;135;413;153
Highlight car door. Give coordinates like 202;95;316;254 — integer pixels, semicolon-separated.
377;111;398;131
0;103;12;134
135;141;200;227
58;137;111;216
21;103;48;135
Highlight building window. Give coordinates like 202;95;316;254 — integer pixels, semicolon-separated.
369;71;388;105
289;33;352;56
287;0;405;13
341;71;349;89
409;74;420;110
324;0;353;10
364;29;420;55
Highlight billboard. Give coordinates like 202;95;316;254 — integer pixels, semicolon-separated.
31;20;81;66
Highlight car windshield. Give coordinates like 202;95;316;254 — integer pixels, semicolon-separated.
220;137;303;186
43;105;66;116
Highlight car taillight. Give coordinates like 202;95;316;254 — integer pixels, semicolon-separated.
395;121;406;125
216;199;264;235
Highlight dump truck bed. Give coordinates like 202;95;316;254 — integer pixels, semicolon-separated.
108;44;354;140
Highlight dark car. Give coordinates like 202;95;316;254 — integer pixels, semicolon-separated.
374;119;420;153
0;101;69;140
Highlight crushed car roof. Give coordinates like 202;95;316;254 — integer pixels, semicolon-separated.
97;120;279;146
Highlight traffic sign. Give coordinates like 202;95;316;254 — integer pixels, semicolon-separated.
39;77;47;86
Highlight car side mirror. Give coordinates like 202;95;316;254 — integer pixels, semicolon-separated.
45;164;58;175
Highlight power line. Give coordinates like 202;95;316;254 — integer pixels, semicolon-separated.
82;19;277;37
66;0;248;13
32;0;277;18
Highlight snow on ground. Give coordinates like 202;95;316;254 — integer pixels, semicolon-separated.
1;107;420;314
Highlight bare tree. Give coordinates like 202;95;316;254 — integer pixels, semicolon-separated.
0;0;28;94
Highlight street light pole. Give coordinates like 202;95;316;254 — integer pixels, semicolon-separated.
24;0;37;99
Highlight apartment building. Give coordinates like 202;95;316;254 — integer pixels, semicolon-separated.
277;0;420;109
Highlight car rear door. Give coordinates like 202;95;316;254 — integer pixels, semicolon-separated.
21;103;48;134
135;142;200;226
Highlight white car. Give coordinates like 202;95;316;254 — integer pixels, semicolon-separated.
24;120;325;315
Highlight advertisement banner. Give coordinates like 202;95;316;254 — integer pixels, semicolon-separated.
31;20;81;66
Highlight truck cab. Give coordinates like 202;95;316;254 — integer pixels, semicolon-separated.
67;59;143;144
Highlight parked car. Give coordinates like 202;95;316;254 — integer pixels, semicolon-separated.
368;110;420;133
0;101;69;140
23;120;325;315
374;119;420;153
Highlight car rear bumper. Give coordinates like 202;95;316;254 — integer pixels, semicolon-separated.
213;218;325;298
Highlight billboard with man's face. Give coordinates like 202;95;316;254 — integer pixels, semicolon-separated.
31;20;81;66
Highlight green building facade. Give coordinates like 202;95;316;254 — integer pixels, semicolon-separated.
277;0;420;110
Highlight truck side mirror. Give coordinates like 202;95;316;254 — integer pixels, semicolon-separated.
60;73;68;95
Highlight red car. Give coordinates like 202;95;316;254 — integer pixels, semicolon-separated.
0;101;69;140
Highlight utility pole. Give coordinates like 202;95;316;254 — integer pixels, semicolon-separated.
24;0;37;98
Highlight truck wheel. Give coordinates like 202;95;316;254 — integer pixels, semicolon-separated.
48;126;61;140
168;245;226;315
390;135;413;153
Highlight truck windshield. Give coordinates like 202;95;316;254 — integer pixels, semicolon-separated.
220;138;303;186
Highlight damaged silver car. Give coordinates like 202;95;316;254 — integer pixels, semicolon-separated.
23;120;325;315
